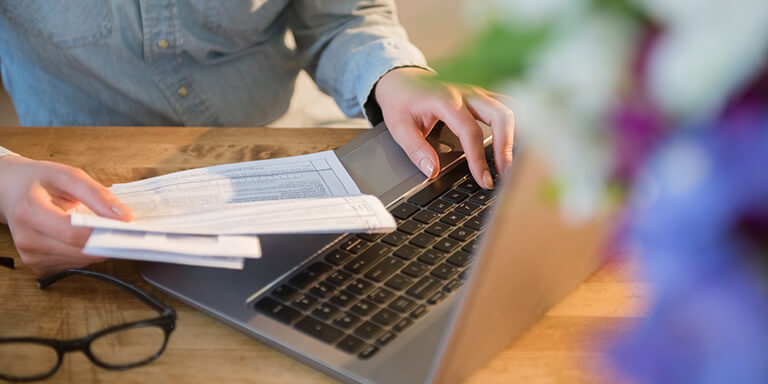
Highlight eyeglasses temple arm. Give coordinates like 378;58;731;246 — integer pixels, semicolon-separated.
38;269;172;315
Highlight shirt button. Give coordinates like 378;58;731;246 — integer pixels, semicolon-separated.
177;86;188;97
157;39;170;49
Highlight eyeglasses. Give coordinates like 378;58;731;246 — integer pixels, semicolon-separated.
0;269;176;382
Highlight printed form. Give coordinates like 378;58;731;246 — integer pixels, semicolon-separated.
71;151;396;269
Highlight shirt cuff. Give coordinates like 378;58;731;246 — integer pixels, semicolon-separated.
339;38;431;126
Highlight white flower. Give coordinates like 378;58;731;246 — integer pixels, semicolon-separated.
638;0;768;121
500;13;637;221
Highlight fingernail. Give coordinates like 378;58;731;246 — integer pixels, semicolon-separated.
483;170;494;190
111;205;128;218
419;156;435;178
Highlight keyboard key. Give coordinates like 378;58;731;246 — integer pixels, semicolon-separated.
407;163;469;206
406;276;442;300
254;297;302;324
449;227;476;242
357;233;384;242
347;241;370;254
391;203;419;220
425;222;451;237
326;270;353;287
409;304;429;319
427;200;451;214
270;285;299;302
454;201;481;216
295;316;344;344
337;334;366;354
388;297;416;314
443;279;464;293
347;278;375;295
393;244;421;260
402;261;430;278
443;190;469;204
397;220;425;235
440;212;466;226
350;299;379;317
462;239;481;254
339;237;368;254
311;302;340;321
385;274;414;291
371;308;401;327
367;287;396;305
469;190;494;205
427;291;447;305
291;294;318;311
381;231;409;246
288;262;333;289
417;249;445;265
463;217;486;231
330;291;356;308
344;243;391;274
446;251;472;267
364;257;405;283
477;207;491;217
325;249;353;266
457;179;480;193
410;232;437;248
392;317;413;333
358;345;379;359
433;237;461;253
431;263;459;280
354;321;384;340
308;281;336;299
333;312;362;330
375;331;397;347
412;210;439;224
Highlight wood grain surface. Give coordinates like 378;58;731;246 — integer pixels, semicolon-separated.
0;126;647;383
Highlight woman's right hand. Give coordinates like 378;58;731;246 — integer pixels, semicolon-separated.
0;155;133;277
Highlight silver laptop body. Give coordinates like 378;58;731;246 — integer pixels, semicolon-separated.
142;123;610;383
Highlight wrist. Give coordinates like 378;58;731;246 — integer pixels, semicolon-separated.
374;67;434;105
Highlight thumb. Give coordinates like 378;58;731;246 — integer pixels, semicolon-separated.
45;166;133;221
386;118;439;178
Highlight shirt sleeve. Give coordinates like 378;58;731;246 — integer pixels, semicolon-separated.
287;0;430;124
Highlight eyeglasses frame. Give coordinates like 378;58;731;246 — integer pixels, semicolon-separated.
0;269;176;382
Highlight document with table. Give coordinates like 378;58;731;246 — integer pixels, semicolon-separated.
70;151;396;269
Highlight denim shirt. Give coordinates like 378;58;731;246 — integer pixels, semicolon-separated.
0;0;427;126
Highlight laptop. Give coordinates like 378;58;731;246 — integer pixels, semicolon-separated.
141;122;612;384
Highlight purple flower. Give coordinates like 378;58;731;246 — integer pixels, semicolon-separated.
608;115;768;383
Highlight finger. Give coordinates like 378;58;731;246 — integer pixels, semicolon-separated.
387;117;440;178
44;165;133;221
463;90;516;176
434;92;493;189
12;228;105;277
20;189;94;248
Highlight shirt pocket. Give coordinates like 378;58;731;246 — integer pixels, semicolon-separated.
0;0;112;48
203;0;289;46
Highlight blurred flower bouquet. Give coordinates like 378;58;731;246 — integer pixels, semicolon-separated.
437;0;768;382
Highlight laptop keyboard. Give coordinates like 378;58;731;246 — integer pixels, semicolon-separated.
253;158;498;360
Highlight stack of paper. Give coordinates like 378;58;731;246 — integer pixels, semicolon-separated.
71;151;396;269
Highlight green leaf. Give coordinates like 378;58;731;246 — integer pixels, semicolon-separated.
433;23;549;88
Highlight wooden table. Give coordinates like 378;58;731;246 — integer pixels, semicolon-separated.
0;126;648;383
